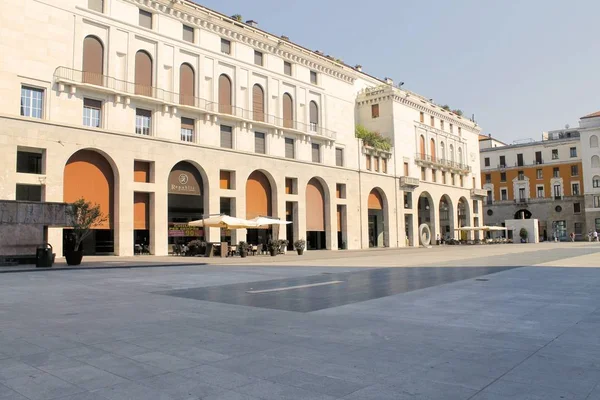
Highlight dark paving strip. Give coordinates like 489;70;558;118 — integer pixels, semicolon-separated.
159;266;518;312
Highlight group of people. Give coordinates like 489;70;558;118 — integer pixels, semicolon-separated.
568;231;599;242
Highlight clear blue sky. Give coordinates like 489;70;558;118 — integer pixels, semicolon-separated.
194;0;600;144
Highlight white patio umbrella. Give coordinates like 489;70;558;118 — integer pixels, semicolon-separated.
249;216;291;228
188;215;259;229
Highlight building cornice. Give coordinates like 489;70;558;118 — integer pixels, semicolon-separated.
126;0;356;84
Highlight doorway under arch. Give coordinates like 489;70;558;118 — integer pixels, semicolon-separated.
439;195;454;241
457;197;470;240
368;188;387;248
306;178;327;250
246;170;274;247
417;191;435;244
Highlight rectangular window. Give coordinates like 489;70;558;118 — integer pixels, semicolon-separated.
139;9;152;29
535;151;542;164
382;158;387;174
575;222;583;235
570;147;577;158
518;171;524;180
371;104;379;119
284;61;292;76
311;143;321;163
554;184;561;199
486;190;492;204
442;171;446;184
310;71;318;84
594;177;600;188
180;117;194;142
553;167;560;178
16;151;42;174
285;137;295;159
595;197;600;208
501;189;507;201
134;161;151;183
183;25;194;43
221;38;231;54
135;109;151;135
419;112;424;123
404;162;409;176
574;203;581;213
473;200;479;213
572;182;580;195
254;132;266;154
449;123;453;133
374;156;380;172
88;0;103;12
254;50;263;66
451;173;455;186
517;153;524;166
285;177;297;194
485;174;491;184
537;169;543;179
404;193;412;209
336;183;346;199
440;120;444;131
20;86;43;118
484;157;490;167
458;126;462;136
519;187;526;201
432;169;437;183
335;148;344;167
552;149;559;160
537;186;544;198
430;116;435;127
460;175;464;187
366;155;371;170
83;98;102;128
571;165;579;176
16;184;42;202
499;155;506;167
220;125;233;148
500;172;506;182
421;167;426;181
219;171;233;190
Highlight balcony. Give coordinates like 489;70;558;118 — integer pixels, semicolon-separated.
414;153;471;174
515;198;528;205
53;66;336;140
399;176;420;188
470;188;487;198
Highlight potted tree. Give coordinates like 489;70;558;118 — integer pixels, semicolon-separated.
238;241;250;258
65;198;106;266
519;228;528;243
267;240;278;257
294;239;306;255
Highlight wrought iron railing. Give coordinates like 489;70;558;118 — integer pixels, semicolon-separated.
414;153;472;172
54;66;336;139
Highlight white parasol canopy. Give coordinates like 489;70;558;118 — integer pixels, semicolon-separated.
188;215;259;229
249;216;291;228
485;226;508;231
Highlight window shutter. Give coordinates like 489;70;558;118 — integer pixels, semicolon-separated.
135;51;153;96
371;104;379;118
218;74;232;114
285;138;294;159
284;61;292;76
254;132;266;154
254;51;263;66
179;63;194;106
335;148;343;166
182;25;194;42
312;143;320;163
220;125;233;149
88;0;103;12
221;38;231;54
252;85;265;122
84;98;102;109
283;93;293;128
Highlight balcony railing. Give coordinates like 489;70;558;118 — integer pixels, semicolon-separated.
470;188;487;197
486;195;583;206
54;67;336;140
399;176;420;187
414;153;471;173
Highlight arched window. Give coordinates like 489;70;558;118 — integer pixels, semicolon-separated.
419;135;426;158
458;148;463;165
179;63;194;106
135;50;153;96
440;141;446;160
429;138;436;161
449;144;455;161
309;101;319;132
594;175;600;188
283;93;293;129
252;84;265;122
591;135;599;148
83;36;104;85
592;155;600;168
218;74;232;114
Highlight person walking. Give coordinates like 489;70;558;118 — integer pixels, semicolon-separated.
570;232;575;242
594;231;599;242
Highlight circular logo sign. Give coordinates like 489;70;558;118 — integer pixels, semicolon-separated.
178;173;189;185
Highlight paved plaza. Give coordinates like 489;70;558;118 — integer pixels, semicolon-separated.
2;243;600;399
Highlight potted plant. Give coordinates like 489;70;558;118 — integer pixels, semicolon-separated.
277;239;289;254
238;241;249;258
340;241;347;250
65;198;106;266
294;239;306;255
519;228;528;243
267;240;278;257
187;240;206;256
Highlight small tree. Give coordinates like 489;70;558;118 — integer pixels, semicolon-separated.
519;228;528;241
66;198;107;251
231;14;242;22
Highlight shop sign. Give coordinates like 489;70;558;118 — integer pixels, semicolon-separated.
168;223;203;237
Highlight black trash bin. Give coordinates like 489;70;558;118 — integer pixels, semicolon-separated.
36;243;54;268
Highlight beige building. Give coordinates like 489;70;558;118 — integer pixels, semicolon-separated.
0;0;483;257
